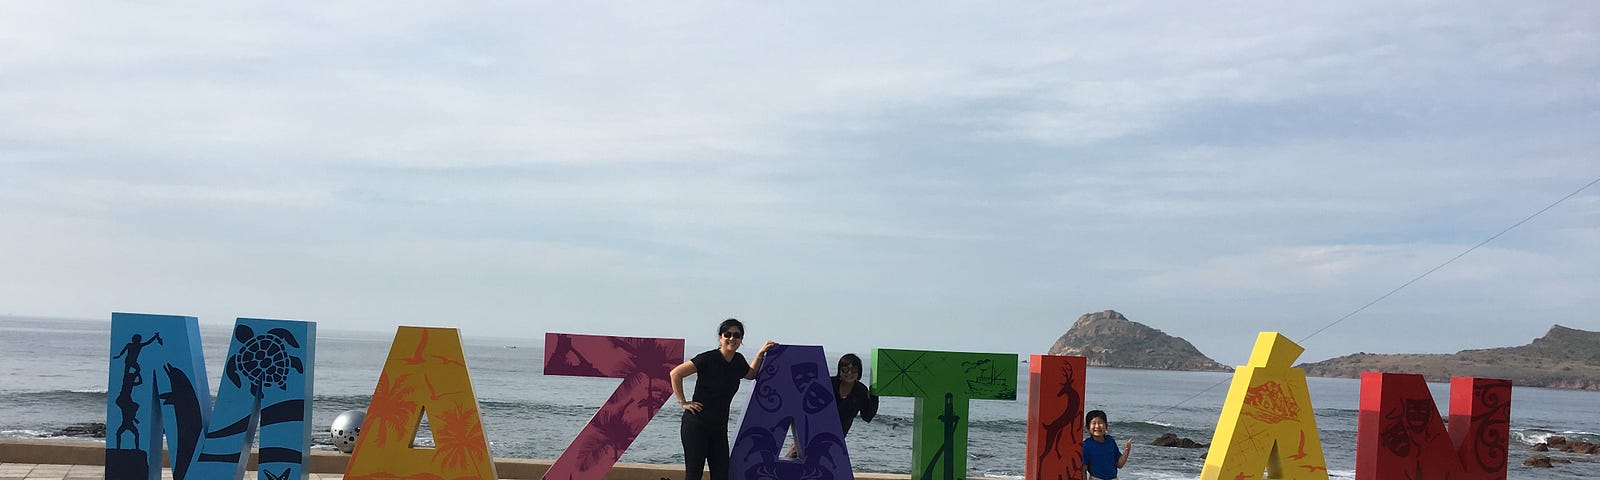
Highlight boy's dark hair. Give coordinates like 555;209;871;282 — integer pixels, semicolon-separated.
1085;409;1108;426
838;353;863;372
718;318;744;336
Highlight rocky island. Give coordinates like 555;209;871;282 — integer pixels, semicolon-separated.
1047;310;1232;372
1297;325;1600;390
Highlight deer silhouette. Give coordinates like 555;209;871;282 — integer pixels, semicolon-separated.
1035;364;1081;475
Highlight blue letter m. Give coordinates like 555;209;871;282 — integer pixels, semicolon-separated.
105;313;315;480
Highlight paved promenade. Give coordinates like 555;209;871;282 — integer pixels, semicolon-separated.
0;463;346;479
0;438;920;480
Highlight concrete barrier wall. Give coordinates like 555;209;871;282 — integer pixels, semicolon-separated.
0;438;914;480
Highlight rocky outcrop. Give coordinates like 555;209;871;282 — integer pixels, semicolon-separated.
1150;433;1206;448
1047;310;1232;372
49;423;105;438
1297;325;1600;390
1540;436;1600;455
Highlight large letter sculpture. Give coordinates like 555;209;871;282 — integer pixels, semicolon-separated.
729;345;854;480
1355;373;1511;479
105;313;316;480
872;348;1018;480
1200;333;1329;480
106;313;206;480
542;333;685;480
1025;355;1086;480
345;327;497;480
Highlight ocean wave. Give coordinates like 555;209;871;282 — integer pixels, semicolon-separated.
18;389;378;404
310;394;373;411
1118;420;1212;437
0;389;108;403
967;418;1024;433
1;429;51;438
477;399;598;419
1514;429;1600;445
313;392;371;402
0;391;377;412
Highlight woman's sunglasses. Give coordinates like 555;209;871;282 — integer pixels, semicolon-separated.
721;330;744;339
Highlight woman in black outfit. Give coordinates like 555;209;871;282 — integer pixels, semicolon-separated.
670;318;776;480
831;353;879;435
785;352;880;458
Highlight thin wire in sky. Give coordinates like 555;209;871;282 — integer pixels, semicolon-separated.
1145;174;1600;422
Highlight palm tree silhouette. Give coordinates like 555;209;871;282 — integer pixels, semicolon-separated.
575;396;643;470
609;337;679;409
609;337;677;376
367;372;418;447
432;406;489;479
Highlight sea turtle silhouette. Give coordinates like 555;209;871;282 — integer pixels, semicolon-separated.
225;325;304;398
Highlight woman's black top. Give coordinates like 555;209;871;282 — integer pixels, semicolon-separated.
688;349;750;423
833;375;879;434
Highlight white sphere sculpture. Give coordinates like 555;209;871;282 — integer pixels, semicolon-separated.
330;409;366;454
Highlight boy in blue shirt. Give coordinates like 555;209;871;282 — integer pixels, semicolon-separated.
1081;410;1132;480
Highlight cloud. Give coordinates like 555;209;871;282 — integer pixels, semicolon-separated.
0;2;1596;360
1136;243;1593;301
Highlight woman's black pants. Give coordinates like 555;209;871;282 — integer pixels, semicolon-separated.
681;412;730;480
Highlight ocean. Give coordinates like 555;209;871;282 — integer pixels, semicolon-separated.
2;317;1597;479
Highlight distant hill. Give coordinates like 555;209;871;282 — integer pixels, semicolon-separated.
1047;310;1232;372
1297;325;1600;390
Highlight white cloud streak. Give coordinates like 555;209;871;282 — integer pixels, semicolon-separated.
1;1;1596;362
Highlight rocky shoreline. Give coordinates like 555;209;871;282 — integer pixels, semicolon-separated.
1044;311;1600;391
1297;325;1600;391
47;423;106;438
1525;436;1600;469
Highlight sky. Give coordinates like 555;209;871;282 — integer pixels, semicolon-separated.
0;2;1596;366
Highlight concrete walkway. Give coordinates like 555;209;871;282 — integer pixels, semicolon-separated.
1;438;922;480
0;463;346;480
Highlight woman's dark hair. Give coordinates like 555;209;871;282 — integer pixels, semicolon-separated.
1086;409;1108;426
718;318;744;336
838;353;863;373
